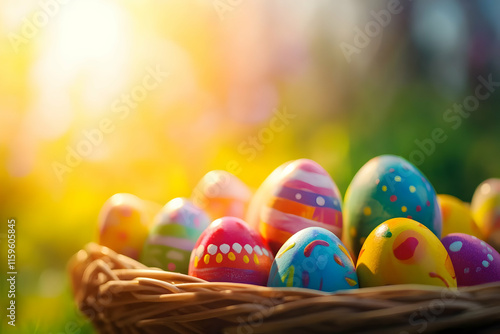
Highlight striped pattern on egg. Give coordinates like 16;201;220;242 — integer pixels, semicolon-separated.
141;198;210;274
259;159;343;254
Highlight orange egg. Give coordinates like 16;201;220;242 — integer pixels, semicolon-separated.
192;170;252;221
356;218;456;288
438;194;483;239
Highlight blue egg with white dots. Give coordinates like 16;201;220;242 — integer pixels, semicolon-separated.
343;155;442;257
267;227;358;292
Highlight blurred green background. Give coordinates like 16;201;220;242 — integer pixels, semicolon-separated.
1;0;500;332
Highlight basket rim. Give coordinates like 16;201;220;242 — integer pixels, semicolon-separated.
69;243;500;334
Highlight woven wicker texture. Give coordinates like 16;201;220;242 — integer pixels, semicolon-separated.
69;243;500;334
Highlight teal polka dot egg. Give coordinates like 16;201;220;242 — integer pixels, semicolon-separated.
141;198;210;273
343;155;442;257
267;227;358;292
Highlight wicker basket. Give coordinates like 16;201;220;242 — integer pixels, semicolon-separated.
69;243;500;334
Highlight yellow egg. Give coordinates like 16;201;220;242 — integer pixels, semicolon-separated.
437;194;483;239
471;179;500;250
356;218;456;288
98;193;160;260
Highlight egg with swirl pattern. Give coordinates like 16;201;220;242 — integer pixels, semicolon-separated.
267;227;358;292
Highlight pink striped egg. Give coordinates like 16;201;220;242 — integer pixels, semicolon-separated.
256;159;343;255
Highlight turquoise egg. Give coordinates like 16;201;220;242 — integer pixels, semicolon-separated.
141;198;210;273
343;155;442;257
267;227;358;292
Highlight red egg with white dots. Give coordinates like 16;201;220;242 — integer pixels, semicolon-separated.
188;217;273;285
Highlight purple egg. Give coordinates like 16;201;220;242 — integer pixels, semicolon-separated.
442;233;500;287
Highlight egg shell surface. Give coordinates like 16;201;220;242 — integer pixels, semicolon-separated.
141;198;211;273
356;218;456;288
471;178;500;251
441;233;500;287
267;227;358;292
246;160;293;230
192;170;252;221
98;193;157;260
188;217;273;285
259;159;343;255
343;155;442;257
438;194;483;239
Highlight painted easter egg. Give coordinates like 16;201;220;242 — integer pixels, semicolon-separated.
246;160;293;231
356;218;456;288
267;227;358;292
343;155;442;258
140;198;211;273
471;178;500;251
258;159;343;255
98;193;160;260
192;170;252;221
188;217;273;285
441;233;500;287
438;194;482;238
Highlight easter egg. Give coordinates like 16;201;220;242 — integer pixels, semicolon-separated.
441;233;500;287
192;170;252;221
344;155;441;257
258;159;343;255
140;198;211;273
98;193;160;260
471;178;500;251
438;194;482;238
246;160;293;230
188;217;273;285
356;218;456;288
267;227;358;292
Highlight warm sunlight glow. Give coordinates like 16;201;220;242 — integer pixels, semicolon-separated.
53;0;129;71
28;0;135;130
